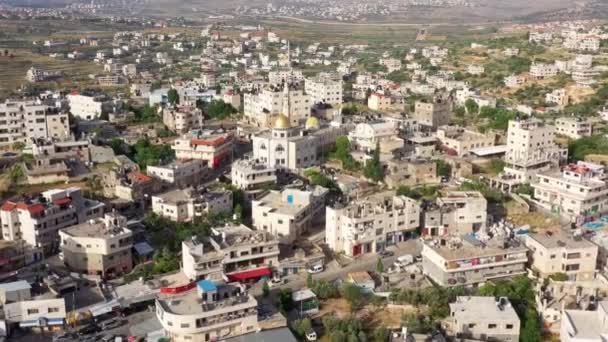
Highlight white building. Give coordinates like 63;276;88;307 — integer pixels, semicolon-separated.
348;121;404;154
493;119;567;192
561;301;608;342
530;63;558;79
252;186;328;244
172;132;234;169
305;76;343;107
162;106;205;134
545;89;569;108
467;65;485;75
379;58;402;73
67;93;109;120
244;86;311;128
0;100;69;147
230;158;277;190
436;126;495;157
156;280;259;342
326;191;420;256
422;191;488;237
151;188;233;222
555;117;592;139
448;296;520;342
533;162;608;223
147;159;208;188
504;75;526;88
0;187;104;254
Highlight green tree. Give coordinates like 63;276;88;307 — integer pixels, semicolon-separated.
521;308;542;342
376;258;384;274
262;280;270;297
152;248;180;274
464;98;479;114
363;143;384;182
372;326;390;342
568;135;608;161
11;141;25;151
340;283;364;312
8;164;24;183
307;273;313;288
489;159;506;174
167;89;179;106
277;289;293;314
291;318;312;338
435;159;452;178
331;136;358;170
202;99;237;120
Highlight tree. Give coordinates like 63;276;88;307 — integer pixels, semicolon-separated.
11;141;25;151
489;159;506;174
202;99;237;120
435;160;451;178
307;273;313;288
167;89;179;106
568;135;608;161
376;258;384;274
340;283;364;312
363;143;384;182
8;164;24;183
262;280;270;297
521;308;542;342
372;326;390;342
464;98;479;114
291;318;312;338
234;203;243;222
277;289;293;314
152;248;180;274
331;136;358;170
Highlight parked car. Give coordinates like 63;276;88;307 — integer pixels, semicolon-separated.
99;334;115;342
100;318;125;330
394;254;414;268
307;264;324;274
77;324;100;336
378;250;394;258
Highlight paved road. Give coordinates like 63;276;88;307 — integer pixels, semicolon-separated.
252;239;422;296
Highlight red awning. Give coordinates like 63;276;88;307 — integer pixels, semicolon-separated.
52;197;72;206
227;267;271;282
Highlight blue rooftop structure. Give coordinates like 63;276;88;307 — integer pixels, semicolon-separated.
197;280;217;293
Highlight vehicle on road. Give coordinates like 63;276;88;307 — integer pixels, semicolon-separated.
378;250;394;258
307;264;324;274
394;254;414;268
100;317;125;330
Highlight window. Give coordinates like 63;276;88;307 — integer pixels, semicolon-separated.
468;323;476;328
506;324;514;329
48;307;60;313
181;323;190;328
27;308;39;315
488;324;497;329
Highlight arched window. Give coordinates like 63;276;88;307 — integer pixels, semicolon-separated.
260;143;266;150
275;144;285;153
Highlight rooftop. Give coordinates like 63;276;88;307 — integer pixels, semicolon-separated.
60;214;132;239
158;282;253;316
450;296;519;322
527;231;596;249
425;236;527;261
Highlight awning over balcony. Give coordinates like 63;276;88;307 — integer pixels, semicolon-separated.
227;267;272;282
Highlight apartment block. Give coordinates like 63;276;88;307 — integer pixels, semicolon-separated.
152;188;233;222
163;106;205;134
423;191;488;237
58;213;133;278
155;280;259;342
230;158;277;190
4;297;66;331
492;119;567;192
525;231;598;281
555;117;592;139
0;188;104;253
421;236;528;286
530;63;558;79
0;100;69;147
385;158;439;189
182;224;279;282
533;162;608;222
448;296;520;342
436;125;495;157
172;132;234;168
348;121;404;154
252;186;328;244
147;159;208;188
305;76;343;107
545;89;569;108
326;191;421;257
244;86;311;128
66;93;109;120
413;93;452;129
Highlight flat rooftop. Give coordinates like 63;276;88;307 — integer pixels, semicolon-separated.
158;283;254;316
213;224;276;249
450;296;519;322
61;219;131;239
527;231;596;249
425;237;527;261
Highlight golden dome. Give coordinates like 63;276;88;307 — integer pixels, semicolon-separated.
273;114;290;129
305;116;320;129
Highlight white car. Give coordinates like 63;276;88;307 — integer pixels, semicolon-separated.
306;331;318;341
307;264;324;274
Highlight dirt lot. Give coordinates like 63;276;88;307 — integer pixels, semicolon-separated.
315;298;421;330
505;200;560;231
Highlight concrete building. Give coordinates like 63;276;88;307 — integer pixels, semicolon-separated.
59;213;133;278
305;76;343;107
525;231;598;281
421;236;528;286
413;93;452;129
385;158;439;189
492;119;567;192
545;89;569;108
348;121;404;154
422;191;487;237
379;58;402;73
561;301;608;342
172;132;234;169
555;117;592;139
252;186;328;244
66;93;109;120
252;115;349;171
530;62;558;79
4;297;66;332
244;86;311;128
181;224;279;282
533;162;608;222
155;280;259;342
326;191;421;257
448;296;520;342
0;100;69;147
230;158;277;191
147;159;208;188
152;188;233;222
504;75;526;88
367;93;392;112
0;188;104;254
163;106;205;134
436;125;495;157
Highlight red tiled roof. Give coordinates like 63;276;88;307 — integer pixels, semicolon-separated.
27;204;46;215
52;197;72;206
191;135;230;147
227;267;272;282
128;172;153;183
1;202;16;212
